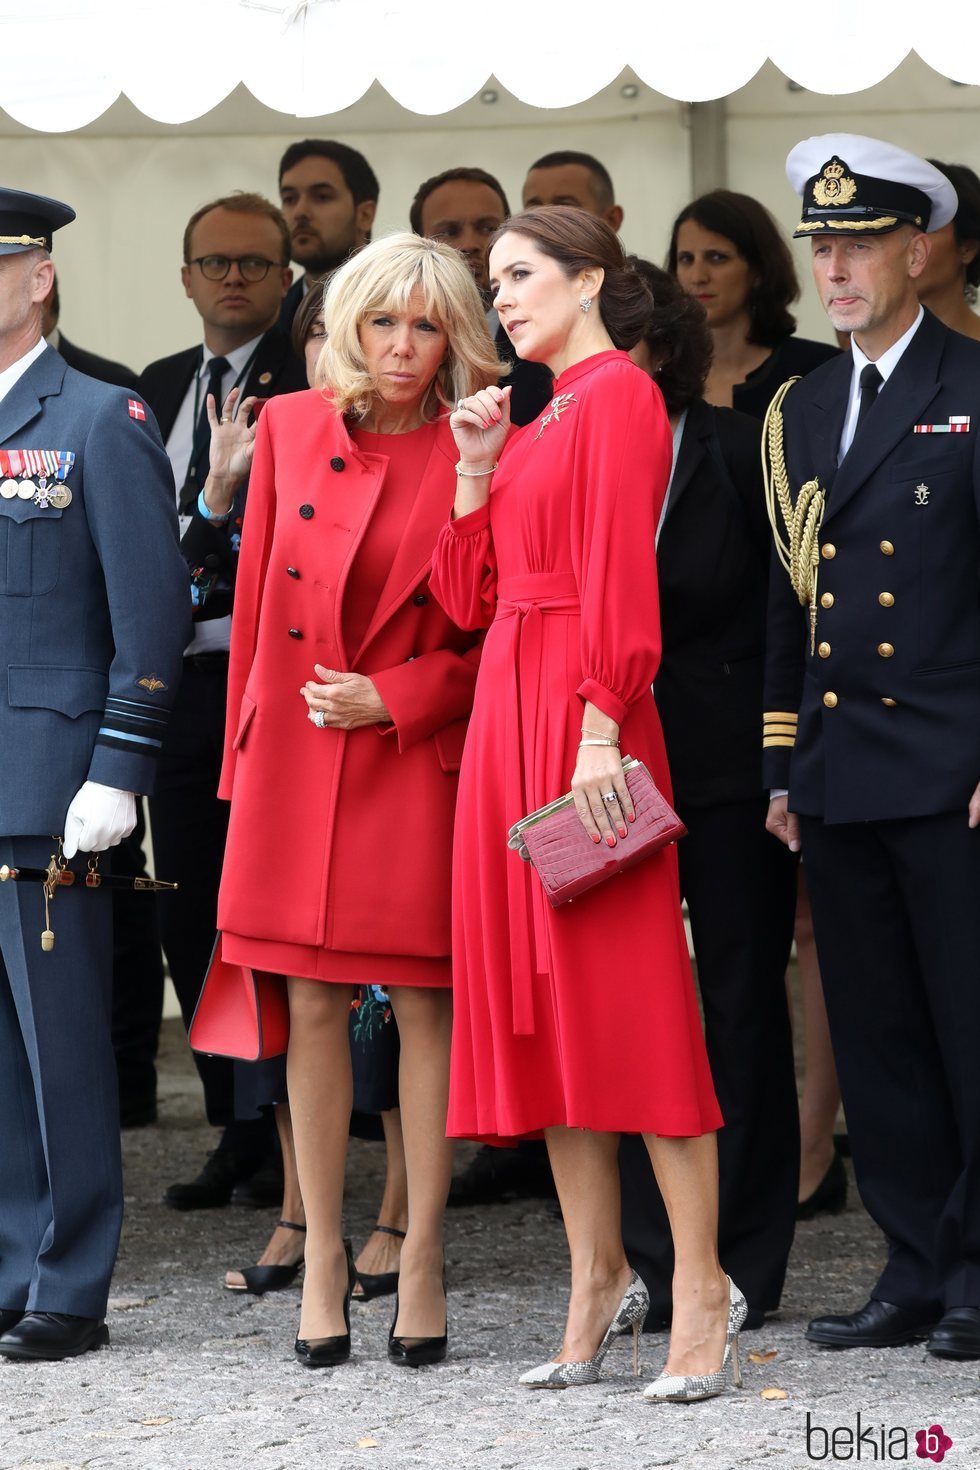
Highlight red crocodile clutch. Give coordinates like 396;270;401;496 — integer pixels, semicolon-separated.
507;757;686;908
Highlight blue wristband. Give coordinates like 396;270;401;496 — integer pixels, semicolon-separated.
198;488;232;523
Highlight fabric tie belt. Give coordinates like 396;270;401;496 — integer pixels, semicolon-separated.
495;573;580;1036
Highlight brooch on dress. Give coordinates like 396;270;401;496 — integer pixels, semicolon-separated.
534;392;576;441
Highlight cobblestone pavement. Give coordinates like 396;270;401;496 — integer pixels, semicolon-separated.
2;1022;978;1470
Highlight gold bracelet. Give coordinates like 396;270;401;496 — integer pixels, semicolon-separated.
581;725;618;741
455;461;498;477
579;737;620;748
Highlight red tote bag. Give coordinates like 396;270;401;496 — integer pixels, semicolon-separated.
189;934;289;1061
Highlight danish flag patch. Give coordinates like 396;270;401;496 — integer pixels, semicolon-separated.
127;399;146;421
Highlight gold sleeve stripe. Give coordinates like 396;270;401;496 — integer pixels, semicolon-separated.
764;724;798;738
763;736;797;748
763;711;798;724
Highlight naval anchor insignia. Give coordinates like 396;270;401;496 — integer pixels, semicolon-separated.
812;157;858;208
914;483;930;506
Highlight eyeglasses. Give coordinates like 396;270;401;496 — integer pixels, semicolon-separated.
189;254;281;282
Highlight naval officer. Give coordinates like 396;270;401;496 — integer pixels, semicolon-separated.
0;188;189;1361
764;136;980;1359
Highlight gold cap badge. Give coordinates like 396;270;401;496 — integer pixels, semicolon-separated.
813;158;858;208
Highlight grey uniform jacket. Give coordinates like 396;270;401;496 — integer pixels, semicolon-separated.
0;346;190;835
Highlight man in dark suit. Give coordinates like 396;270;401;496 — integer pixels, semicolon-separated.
409;166;552;429
140;192;307;1209
41;272;165;1127
42;273;138;389
522;150;624;234
277;138;379;335
0;186;188;1361
765;134;980;1359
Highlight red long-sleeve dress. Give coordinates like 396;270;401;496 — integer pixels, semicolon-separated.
430;350;722;1142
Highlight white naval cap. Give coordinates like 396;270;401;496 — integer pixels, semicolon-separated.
786;134;957;238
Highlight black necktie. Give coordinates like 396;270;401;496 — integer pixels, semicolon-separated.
192;354;230;488
854;362;883;439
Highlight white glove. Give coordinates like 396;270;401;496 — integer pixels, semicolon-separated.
63;781;137;859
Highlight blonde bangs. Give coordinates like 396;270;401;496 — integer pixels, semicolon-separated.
315;232;502;419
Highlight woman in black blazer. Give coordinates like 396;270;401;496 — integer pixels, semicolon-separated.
668;194;847;1223
618;263;799;1330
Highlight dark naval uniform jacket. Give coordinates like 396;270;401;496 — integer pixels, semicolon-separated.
763;308;980;822
0;344;189;1322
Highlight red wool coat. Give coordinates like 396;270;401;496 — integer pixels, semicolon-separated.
217;390;480;961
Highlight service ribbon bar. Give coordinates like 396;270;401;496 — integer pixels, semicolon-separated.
0;449;75;479
914;416;971;434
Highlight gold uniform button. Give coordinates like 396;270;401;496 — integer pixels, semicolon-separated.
880;540;894;556
820;592;835;608
823;691;838;708
818;641;831;658
877;642;894;658
878;592;895;607
821;543;836;560
881;698;897;707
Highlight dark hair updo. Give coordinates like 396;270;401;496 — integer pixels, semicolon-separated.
489;206;653;351
928;160;980;289
628;258;713;415
666;189;799;347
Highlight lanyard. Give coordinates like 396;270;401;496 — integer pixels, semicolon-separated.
183;341;262;494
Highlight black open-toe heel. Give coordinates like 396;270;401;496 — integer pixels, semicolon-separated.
294;1239;357;1368
387;1270;447;1367
353;1224;406;1303
225;1219;306;1296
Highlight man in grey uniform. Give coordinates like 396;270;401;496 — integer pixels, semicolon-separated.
0;187;189;1361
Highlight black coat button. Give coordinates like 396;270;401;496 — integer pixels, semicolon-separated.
330;456;345;472
287;566;300;579
299;504;314;519
413;593;428;606
288;628;303;639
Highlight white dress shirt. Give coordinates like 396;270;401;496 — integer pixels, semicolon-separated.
164;334;263;656
0;337;47;405
837;305;924;461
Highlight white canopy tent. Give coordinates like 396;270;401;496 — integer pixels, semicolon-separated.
2;1;980;367
7;0;980;127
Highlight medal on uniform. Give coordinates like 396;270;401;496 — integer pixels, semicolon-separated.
0;448;75;507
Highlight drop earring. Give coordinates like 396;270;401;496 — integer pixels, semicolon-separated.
579;295;592;313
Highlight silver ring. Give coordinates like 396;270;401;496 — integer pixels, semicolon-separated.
602;791;618;804
220;416;231;425
311;710;327;729
455;398;466;411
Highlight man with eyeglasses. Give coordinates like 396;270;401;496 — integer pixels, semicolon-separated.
138;193;306;1211
410;166;551;429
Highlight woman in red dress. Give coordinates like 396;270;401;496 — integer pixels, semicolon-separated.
430;208;742;1401
215;234;499;1367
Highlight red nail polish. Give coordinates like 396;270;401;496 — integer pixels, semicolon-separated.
618;826;627;838
628;811;635;822
606;835;616;847
592;833;601;844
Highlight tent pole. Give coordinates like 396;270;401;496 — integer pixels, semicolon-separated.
689;98;728;195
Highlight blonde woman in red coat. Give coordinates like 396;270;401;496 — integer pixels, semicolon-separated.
212;234;500;1368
